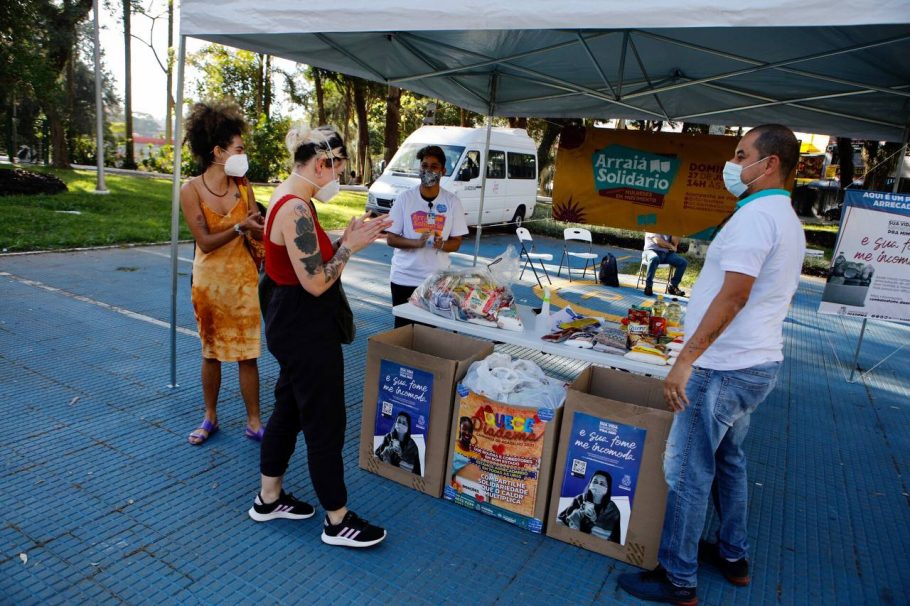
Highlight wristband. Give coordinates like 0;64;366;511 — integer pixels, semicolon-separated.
233;223;245;235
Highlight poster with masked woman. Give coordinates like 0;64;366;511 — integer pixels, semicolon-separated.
372;360;431;476
555;412;647;545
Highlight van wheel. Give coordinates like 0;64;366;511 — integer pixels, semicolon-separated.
511;205;526;227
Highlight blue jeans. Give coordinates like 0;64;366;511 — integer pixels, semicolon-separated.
644;250;687;288
658;361;781;588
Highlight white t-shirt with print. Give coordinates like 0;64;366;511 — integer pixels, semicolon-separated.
388;187;469;287
683;190;805;370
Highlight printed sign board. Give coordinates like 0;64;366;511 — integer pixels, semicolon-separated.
818;190;910;323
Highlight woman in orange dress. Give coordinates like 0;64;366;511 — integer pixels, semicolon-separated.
179;101;265;445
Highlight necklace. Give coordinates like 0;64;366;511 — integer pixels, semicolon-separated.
201;173;228;197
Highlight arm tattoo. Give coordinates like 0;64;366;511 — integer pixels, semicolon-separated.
301;252;322;276
293;204;318;253
323;245;351;284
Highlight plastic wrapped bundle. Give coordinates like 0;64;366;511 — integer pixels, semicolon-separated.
409;267;522;330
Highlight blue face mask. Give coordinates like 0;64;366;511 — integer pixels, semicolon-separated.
723;156;769;197
419;169;441;188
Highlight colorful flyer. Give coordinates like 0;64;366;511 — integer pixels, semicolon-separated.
372;360;432;476
555;412;647;545
444;386;554;533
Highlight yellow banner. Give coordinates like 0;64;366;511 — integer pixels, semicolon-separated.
552;127;742;239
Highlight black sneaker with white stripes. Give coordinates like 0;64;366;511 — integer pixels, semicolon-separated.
248;491;315;522
321;511;386;548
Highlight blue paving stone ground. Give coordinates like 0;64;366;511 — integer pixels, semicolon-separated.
1;230;908;605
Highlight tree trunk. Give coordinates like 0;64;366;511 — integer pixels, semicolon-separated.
342;81;352;167
48;108;70;168
353;78;370;184
254;54;264;118
460;107;466;127
165;0;174;142
263;55;272;118
536;119;569;176
836;137;854;190
313;70;326;126
508;117;528;129
122;0;136;169
383;85;401;164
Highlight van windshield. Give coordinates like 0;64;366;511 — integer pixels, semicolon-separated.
386;143;465;177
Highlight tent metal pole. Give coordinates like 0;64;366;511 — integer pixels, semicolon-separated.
472;73;497;267
168;36;187;389
91;0;108;194
847;120;910;383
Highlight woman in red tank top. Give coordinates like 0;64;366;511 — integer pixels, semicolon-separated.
247;125;393;548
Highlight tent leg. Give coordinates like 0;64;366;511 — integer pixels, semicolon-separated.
169;36;187;389
847;318;867;383
471;73;498;267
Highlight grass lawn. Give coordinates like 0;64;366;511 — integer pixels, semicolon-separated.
1;166;835;282
0;165;368;252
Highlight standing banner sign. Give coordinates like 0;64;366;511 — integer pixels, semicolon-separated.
551;127;742;238
818;190;910;322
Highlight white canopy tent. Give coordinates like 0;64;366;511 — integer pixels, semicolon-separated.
166;0;910;384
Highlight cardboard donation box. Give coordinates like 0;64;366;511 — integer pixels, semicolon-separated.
443;387;563;533
360;325;493;497
547;366;673;569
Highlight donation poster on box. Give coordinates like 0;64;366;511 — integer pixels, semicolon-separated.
444;387;554;533
373;360;431;476
555;412;647;545
818;190;910;323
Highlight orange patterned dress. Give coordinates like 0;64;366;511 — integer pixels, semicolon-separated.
190;180;261;362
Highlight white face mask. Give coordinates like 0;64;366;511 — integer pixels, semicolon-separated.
222;153;249;177
290;162;341;203
589;484;607;499
723;156;769;197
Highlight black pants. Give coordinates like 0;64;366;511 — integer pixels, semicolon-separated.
391;282;419;329
260;286;347;511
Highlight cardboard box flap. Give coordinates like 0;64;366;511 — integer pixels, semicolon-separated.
582;366;666;412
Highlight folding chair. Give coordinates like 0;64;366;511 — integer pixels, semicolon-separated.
557;228;598;282
516;227;552;288
635;251;671;292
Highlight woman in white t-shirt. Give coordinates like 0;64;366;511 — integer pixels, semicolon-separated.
385;145;469;327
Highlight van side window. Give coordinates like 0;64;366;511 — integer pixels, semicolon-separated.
457;150;480;181
507;152;536;179
486;150;505;179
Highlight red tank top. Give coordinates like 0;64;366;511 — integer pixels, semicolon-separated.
264;194;334;285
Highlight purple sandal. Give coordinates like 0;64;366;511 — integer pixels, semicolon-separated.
245;425;265;442
188;419;219;445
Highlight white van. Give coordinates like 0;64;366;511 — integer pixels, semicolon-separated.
366;125;538;226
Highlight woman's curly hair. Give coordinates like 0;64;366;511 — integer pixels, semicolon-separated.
183;100;248;171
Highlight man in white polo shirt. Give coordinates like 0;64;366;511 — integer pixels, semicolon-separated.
386;145;469;327
619;124;805;605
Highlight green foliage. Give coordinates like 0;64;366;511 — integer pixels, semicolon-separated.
247;115;291;183
0;165;368;252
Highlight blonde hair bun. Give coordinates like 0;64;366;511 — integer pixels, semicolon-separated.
285;124;316;155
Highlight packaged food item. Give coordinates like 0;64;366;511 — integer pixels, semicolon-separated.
627;322;650;335
409;267;520;329
593;327;627;354
628;307;651;325
649;315;667;337
652;294;667;318
666;298;683;327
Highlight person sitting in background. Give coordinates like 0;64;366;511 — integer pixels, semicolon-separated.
643;233;687;297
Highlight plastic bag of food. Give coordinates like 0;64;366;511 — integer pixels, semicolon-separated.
409;264;521;328
462;353;567;409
